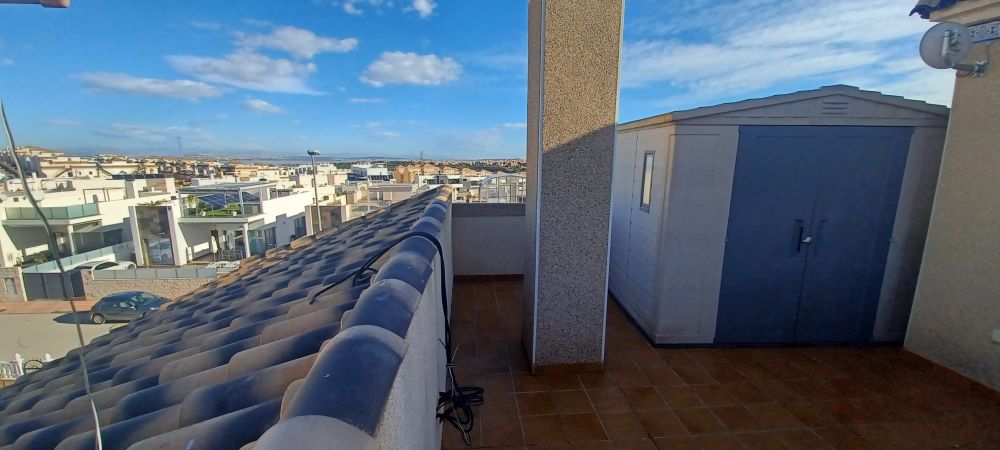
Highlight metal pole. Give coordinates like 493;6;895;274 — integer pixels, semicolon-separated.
310;152;322;233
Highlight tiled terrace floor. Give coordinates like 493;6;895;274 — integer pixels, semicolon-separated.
444;277;1000;450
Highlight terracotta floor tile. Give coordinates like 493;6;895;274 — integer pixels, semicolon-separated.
513;374;549;392
672;365;717;385
571;441;614;450
580;373;618;389
652;436;700;450
611;438;659;450
553;390;595;414
723;381;771;404
657;349;699;367
812;425;873;450
560;413;608;442
522;414;568;445
640;366;685;386
630;348;669;369
710;405;761;433
610;368;651;388
483;393;518;417
655;386;704;408
621;386;668;410
578;388;625;412
773;429;831;450
635;409;689;438
816;399;873;425
481;373;514;395
599;411;648;440
483;413;525;447
443;417;482;448
673;408;727;435
545;374;585;391
783;402;840;428
694;434;745;450
745;403;806;430
735;431;790;450
690;384;739;407
518;392;557;415
446;279;1000;449
701;363;746;383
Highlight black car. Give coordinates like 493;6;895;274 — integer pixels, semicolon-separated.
90;291;167;324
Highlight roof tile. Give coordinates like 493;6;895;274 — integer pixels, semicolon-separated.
0;187;453;450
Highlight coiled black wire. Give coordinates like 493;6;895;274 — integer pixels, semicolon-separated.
306;225;484;445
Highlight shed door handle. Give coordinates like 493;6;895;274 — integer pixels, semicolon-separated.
795;221;805;254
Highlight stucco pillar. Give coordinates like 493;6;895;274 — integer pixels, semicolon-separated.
522;0;624;373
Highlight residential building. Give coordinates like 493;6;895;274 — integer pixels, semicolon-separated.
0;176;175;267
139;181;313;265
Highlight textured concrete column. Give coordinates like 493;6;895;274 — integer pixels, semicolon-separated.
522;0;623;373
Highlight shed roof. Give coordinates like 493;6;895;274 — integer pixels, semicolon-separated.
0;187;452;450
618;85;950;132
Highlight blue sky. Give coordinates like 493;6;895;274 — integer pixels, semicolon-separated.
0;0;950;159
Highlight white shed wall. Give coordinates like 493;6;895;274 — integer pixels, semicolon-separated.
655;126;740;343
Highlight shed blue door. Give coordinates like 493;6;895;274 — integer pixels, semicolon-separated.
715;126;912;344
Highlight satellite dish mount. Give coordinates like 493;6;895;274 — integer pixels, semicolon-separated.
920;22;988;76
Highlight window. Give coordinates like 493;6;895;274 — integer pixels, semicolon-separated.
639;152;654;211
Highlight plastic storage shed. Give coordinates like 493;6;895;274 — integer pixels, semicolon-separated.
610;85;950;345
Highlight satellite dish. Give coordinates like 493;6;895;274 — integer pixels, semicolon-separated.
920;22;972;69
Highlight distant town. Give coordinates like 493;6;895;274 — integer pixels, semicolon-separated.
0;146;526;302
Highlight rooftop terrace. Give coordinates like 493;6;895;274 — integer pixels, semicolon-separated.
446;277;1000;449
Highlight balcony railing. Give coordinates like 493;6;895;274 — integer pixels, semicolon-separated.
180;204;262;218
4;204;100;220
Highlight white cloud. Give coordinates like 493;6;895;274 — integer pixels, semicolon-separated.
410;0;437;18
338;0;435;17
341;0;387;15
374;130;401;139
168;49;321;94
98;124;212;143
622;0;944;104
242;99;285;114
501;122;526;129
349;98;386;104
238;26;358;59
79;72;223;100
242;18;273;28
1;57;13;66
361;51;461;87
43;118;81;127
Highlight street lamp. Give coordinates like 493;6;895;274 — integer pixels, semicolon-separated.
307;150;322;233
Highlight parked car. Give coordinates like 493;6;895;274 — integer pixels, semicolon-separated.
90;291;167;324
75;261;137;271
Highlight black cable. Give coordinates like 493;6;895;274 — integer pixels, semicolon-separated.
306;225;484;446
1;102;105;449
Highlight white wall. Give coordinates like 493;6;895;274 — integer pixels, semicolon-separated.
375;206;451;450
906;41;1000;391
452;203;525;276
872;127;947;341
655;126;740;344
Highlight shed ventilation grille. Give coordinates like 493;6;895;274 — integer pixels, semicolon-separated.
820;100;850;115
